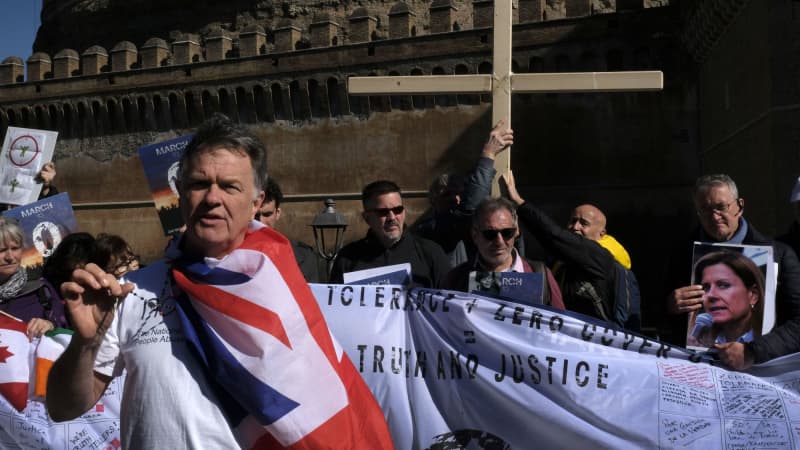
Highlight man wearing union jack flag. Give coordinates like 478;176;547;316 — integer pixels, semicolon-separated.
46;114;394;450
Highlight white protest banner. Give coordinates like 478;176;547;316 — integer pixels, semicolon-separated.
2;285;800;449
311;284;800;450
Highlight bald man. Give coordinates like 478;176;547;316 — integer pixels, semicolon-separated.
569;204;632;269
503;171;631;326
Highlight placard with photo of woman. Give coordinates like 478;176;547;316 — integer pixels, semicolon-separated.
686;242;776;352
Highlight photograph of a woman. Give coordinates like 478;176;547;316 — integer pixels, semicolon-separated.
687;251;765;349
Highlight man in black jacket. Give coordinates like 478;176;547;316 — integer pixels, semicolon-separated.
777;176;800;258
503;171;622;324
666;174;800;370
256;178;325;282
330;180;450;288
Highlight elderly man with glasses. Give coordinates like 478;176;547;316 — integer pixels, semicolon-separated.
665;174;800;370
444;197;564;309
330;180;451;288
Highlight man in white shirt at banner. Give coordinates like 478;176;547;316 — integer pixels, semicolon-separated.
46;114;392;449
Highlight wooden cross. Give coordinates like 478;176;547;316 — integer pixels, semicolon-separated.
347;2;663;194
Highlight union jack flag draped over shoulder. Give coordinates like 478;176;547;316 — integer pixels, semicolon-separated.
171;224;394;450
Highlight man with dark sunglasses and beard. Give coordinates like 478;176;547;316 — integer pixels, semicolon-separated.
330;180;451;288
444;197;564;309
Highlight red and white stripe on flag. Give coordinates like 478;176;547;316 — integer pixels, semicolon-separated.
176;227;394;449
0;316;30;411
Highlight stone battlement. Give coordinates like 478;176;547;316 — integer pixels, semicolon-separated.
1;0;666;85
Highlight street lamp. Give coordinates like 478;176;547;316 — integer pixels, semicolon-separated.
311;198;347;276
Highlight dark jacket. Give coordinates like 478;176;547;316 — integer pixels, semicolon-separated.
443;254;565;310
516;202;619;323
412;156;498;266
777;221;800;261
666;223;800;363
0;278;68;327
330;231;451;288
291;239;326;283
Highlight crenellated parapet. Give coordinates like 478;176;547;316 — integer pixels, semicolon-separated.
0;1;667;85
0;1;677;145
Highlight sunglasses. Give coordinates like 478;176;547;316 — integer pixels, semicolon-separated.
478;228;516;241
367;205;405;217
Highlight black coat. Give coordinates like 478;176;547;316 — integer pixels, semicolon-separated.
516;202;618;322
330;231;451;289
666;222;800;363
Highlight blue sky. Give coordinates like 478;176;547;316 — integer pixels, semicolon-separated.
0;0;42;61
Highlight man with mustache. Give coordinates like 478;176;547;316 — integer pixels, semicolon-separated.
330;180;450;288
665;174;800;370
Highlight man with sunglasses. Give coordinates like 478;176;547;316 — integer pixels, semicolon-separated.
502;171;625;324
330;180;450;288
256;178;325;282
444;197;564;309
665;174;800;370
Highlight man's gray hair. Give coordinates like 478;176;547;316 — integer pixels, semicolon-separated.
178;113;268;198
695;174;739;199
472;197;518;228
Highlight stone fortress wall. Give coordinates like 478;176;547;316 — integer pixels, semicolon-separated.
0;0;669;136
0;1;693;334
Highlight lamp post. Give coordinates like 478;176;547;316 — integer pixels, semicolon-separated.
311;198;347;277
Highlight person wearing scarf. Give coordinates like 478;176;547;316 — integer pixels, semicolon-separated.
0;217;66;339
46;114;393;450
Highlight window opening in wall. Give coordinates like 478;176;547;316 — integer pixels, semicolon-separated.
202;91;216;118
253;85;270;122
308;79;323;118
185;92;197;125
290;80;309;120
327;78;343;117
272;84;287;120
236;86;254;123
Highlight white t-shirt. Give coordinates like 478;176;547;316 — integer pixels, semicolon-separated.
94;260;242;450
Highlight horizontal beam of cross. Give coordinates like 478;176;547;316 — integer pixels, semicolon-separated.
347;71;663;95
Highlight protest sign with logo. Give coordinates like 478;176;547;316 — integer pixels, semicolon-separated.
137;134;192;235
0;127;58;206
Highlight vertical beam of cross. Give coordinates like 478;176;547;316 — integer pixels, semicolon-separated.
348;1;663;194
491;1;512;190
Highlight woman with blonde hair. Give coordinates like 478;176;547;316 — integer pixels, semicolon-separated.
0;217;67;338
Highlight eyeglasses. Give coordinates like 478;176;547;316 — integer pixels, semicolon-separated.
112;255;140;275
367;205;405;217
697;200;739;215
478;228;516;241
